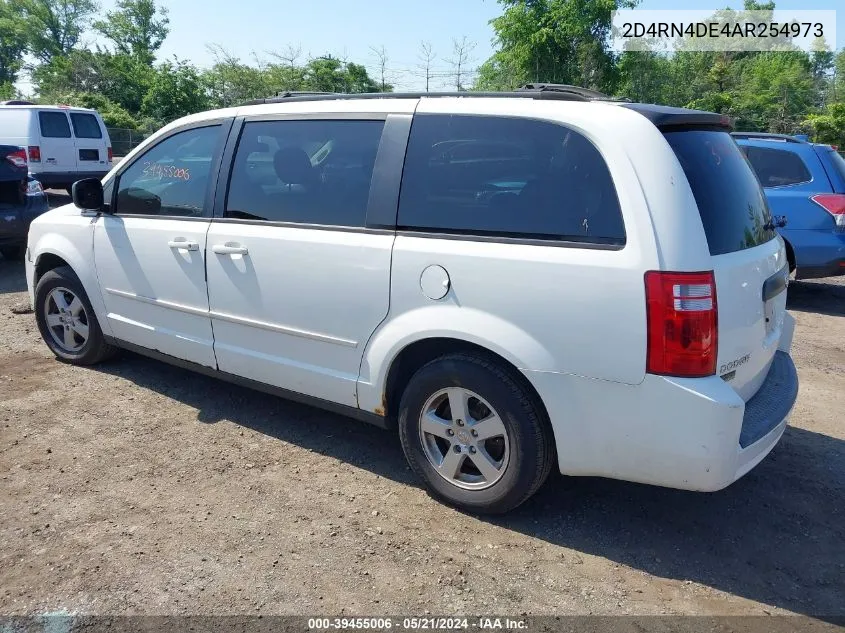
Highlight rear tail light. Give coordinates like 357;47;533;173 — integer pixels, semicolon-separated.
810;194;845;233
28;145;41;163
107;146;113;162
645;271;718;378
5;148;27;168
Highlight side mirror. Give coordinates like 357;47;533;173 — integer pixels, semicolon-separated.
72;178;105;211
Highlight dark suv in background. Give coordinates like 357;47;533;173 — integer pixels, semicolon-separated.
0;145;50;260
733;132;845;279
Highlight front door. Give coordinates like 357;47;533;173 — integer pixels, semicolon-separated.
206;117;395;406
93;123;228;368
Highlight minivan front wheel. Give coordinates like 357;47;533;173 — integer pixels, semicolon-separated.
34;266;116;365
398;353;555;514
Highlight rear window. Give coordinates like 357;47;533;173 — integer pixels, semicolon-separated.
741;145;812;187
665;130;776;256
70;113;103;139
38;111;71;138
397;114;625;245
824;149;845;183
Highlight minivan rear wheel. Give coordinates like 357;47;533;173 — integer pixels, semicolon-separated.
398;353;555;514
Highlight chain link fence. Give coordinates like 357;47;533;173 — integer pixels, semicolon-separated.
106;127;148;159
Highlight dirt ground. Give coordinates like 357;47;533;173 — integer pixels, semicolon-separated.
1;211;843;617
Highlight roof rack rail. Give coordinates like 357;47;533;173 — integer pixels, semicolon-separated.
517;83;610;100
241;85;615;107
731;131;806;144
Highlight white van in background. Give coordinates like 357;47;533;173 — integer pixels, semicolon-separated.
0;103;112;192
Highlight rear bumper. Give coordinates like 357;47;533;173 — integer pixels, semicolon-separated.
29;171;109;188
0;193;50;245
525;313;798;492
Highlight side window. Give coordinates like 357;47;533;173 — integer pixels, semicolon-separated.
114;125;221;217
743;146;812;187
39;112;72;138
397;114;625;245
70;113;103;139
225;119;385;227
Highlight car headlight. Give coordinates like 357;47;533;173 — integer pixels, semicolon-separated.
26;179;44;195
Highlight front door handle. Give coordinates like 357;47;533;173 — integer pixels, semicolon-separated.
212;243;249;256
168;239;199;251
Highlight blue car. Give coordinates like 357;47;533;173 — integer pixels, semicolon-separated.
733;132;845;279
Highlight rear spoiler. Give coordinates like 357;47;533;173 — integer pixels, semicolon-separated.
621;103;734;131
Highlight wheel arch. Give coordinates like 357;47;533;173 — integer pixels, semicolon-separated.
781;236;796;273
378;337;552;431
30;233;112;338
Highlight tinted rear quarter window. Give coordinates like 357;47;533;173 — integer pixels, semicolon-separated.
70;113;103;139
664;131;776;256
39;111;71;138
398;114;625;245
742;145;812;187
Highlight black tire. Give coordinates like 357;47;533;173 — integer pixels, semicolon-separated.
398;353;555;514
0;245;23;260
34;266;117;365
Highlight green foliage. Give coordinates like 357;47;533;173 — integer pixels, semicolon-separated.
805;103;845;147
478;0;640;93
0;0;840;146
94;0;169;65
731;52;815;131
142;58;208;122
302;57;384;93
13;0;97;63
201;51;385;109
0;81;15;99
0;0;27;85
32;49;154;114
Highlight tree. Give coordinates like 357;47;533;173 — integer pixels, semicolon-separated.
447;36;475;90
733;52;816;132
142;58;208;123
301;56;382;93
32;48;154;113
804;102;845;147
94;0;169;65
478;0;639;93
418;41;436;92
15;0;97;63
202;44;269;107
369;45;389;92
0;0;27;86
831;48;845;103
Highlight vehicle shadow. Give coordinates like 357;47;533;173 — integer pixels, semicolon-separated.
93;352;844;620
0;257;27;293
787;280;845;317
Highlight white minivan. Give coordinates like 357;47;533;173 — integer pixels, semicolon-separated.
25;86;799;513
0;103;112;192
